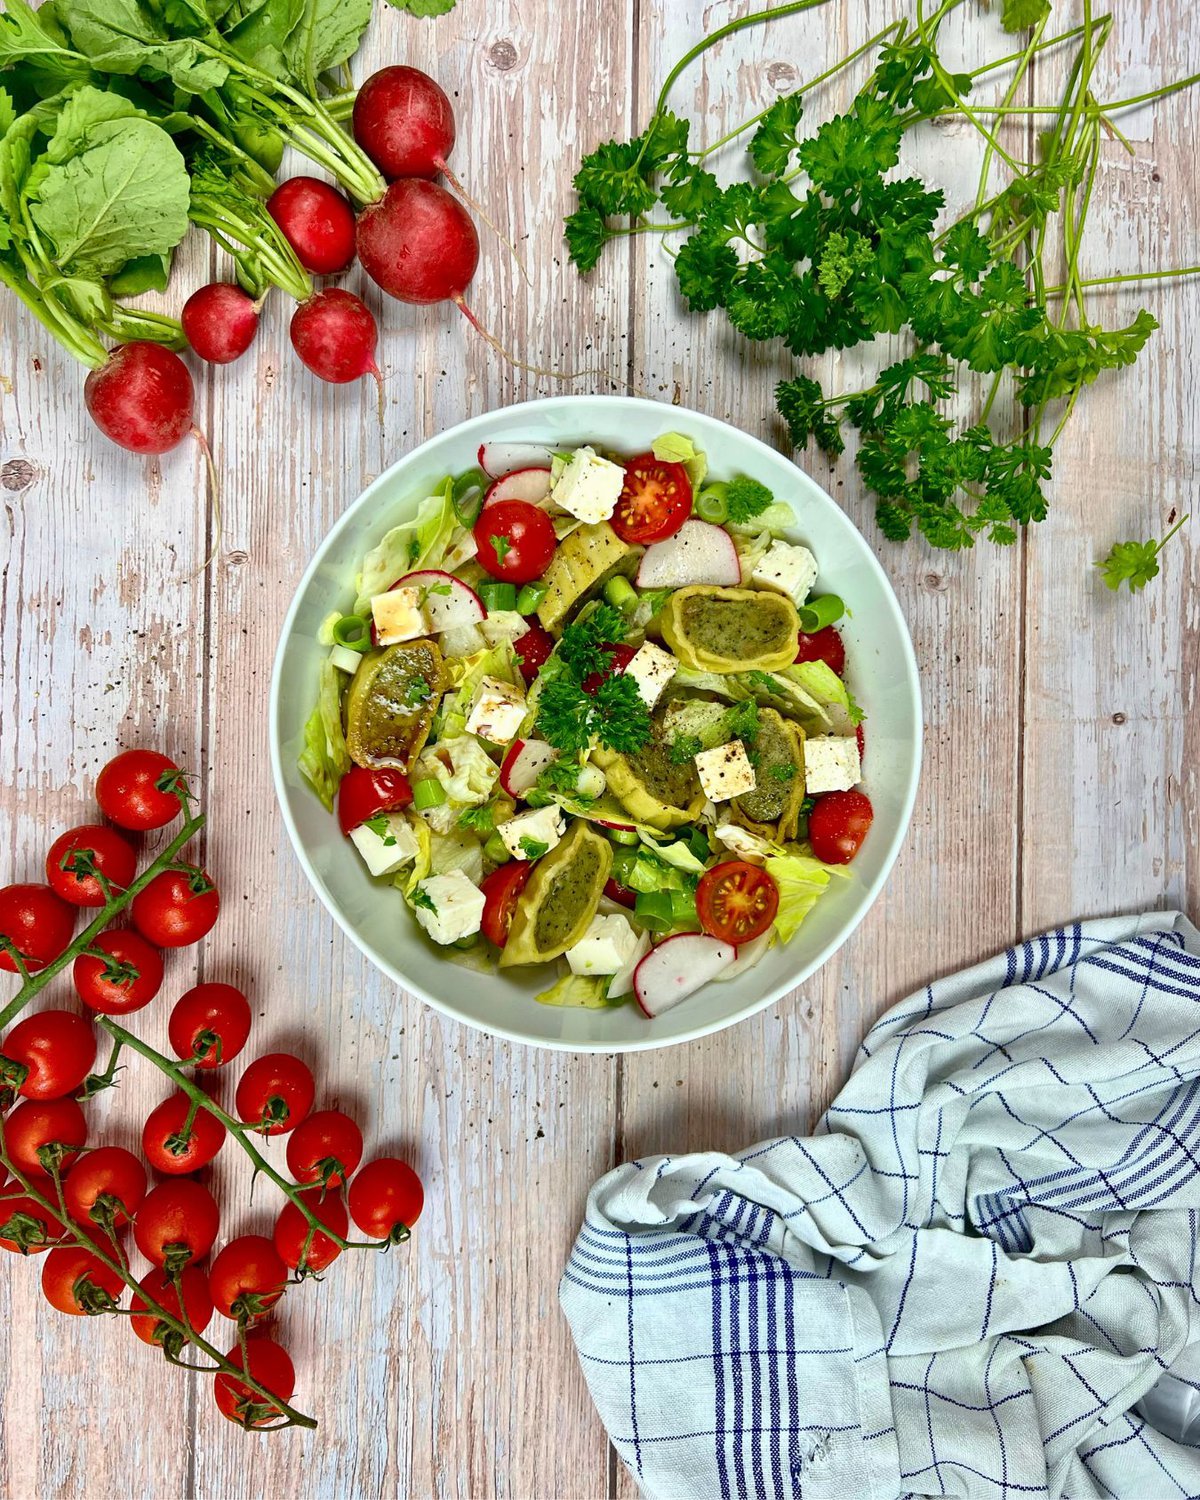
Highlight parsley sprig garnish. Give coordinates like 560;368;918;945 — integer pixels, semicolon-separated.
534;607;651;755
566;4;1198;561
1096;515;1189;594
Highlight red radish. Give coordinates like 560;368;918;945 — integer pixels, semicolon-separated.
83;342;197;455
267;177;357;274
357;178;478;307
633;933;737;1018
636;519;742;589
181;283;259;365
395;569;485;631
479;441;556;477
290;290;383;415
484;468;553;507
593;815;636;833
353;66;455;182
499;738;557;798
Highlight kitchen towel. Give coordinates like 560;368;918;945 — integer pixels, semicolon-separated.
560;912;1200;1500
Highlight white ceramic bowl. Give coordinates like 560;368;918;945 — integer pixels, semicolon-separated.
270;396;921;1052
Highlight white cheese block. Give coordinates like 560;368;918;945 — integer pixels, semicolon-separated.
495;804;566;861
624;640;677;709
550;446;626;523
694;740;757;802
411;870;486;945
370;586;428;645
465;676;527;744
751;540;818;605
566;913;641;977
803;735;861;794
349;813;420;878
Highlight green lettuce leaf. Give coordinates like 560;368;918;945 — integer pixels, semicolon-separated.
726;502;797;537
354;480;456;613
783;661;864;727
765;853;849;942
535;971;624;1008
297;657;350;809
651;431;708;491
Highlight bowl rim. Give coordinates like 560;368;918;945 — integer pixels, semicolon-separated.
269;393;923;1053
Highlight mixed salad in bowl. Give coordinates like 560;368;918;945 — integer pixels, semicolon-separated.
298;431;873;1020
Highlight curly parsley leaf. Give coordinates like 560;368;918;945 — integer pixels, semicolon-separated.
410;887;436;912
1095;515;1188;593
777;376;845;457
564;206;609;273
1001;0;1052;32
724;475;774;524
749;93;804;176
594;673;651;753
519;836;550;860
557;603;625;679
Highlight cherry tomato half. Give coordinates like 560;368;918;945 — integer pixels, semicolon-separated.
479;861;534;947
273;1188;348;1274
0;1011;96;1100
695;860;780;945
0;884;75;974
130;1264;213;1346
214;1335;296;1427
473;500;557;583
135;1179;220;1269
513;622;555;685
63;1145;146;1229
41;1236;125;1315
807;790;873;865
96;749;186;832
581;642;637;696
72;928;163;1014
168;982;252;1069
794;625;846;676
210;1234;289;1324
46;825;137;907
142;1091;226;1175
604;877;637;911
337;765;413;836
131;866;219;948
609;454;692;545
348;1157;424;1242
285;1109;364;1189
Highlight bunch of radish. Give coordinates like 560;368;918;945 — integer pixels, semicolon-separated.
86;67;500;462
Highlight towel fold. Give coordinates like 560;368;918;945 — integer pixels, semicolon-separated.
560;913;1200;1500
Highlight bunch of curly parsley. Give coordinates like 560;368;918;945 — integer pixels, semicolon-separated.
534;605;651;755
565;2;1186;567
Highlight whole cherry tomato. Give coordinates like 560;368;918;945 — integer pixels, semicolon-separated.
130;1264;213;1346
142;1091;226;1175
473;500;557;583
479;862;533;948
131;866;219;948
63;1146;146;1229
235;1054;315;1136
285;1109;364;1189
209;1235;289;1324
135;1179;220;1270
348;1157;424;1242
695;861;780;945
337;765;413;836
807;790;874;865
0;884;75;973
3;1097;87;1178
0;1011;96;1100
45;825;137;907
609;454;691;544
214;1335;296;1427
273;1188;348;1274
72;928;163;1014
794;625;846;676
41;1236;124;1315
0;1190;62;1253
168;982;252;1069
96;749;186;832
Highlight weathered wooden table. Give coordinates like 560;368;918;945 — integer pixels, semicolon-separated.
1;2;1196;1495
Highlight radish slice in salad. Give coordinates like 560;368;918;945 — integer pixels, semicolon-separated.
636;519;742;589
634;933;737;1017
478;441;556;477
499;738;557;797
397;570;485;630
483;468;553;507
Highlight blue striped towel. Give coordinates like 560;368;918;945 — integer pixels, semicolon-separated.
560;912;1200;1500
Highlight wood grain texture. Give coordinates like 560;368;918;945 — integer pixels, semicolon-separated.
0;1;1197;1497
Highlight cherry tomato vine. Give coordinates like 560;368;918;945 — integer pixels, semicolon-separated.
0;752;422;1431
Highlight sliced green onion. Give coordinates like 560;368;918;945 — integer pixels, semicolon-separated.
798;594;845;633
634;890;674;933
603;576;638;612
331;614;372;653
515;581;549;615
607;826;640;847
695;484;729;524
412;779;446;810
670;888;699;927
484;832;510;864
479;581;518;613
452;468;488;527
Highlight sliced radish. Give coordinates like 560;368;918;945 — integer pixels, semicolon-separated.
397;570;485;631
499;738;558;797
478;441;555;477
636;519;742;589
609;930;652;1000
633;933;737;1018
593;815;636;833
483;467;553;507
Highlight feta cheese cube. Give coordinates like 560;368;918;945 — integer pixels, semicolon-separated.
550;446;626;523
495;804;565;861
567;913;641;977
411;869;486;945
803;735;861;794
694;740;757;802
330;644;364;675
370;586;428;645
465;676;526;744
349;813;420;878
752;540;818;604
624;640;677;709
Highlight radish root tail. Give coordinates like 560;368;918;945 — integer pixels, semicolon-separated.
452;297;613;385
369;362;385;430
438;161;533;289
190;422;222;576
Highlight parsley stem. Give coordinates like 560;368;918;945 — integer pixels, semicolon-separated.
1042;265;1200;295
1154;514;1190;554
1101;70;1200;113
968;18;1109;81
